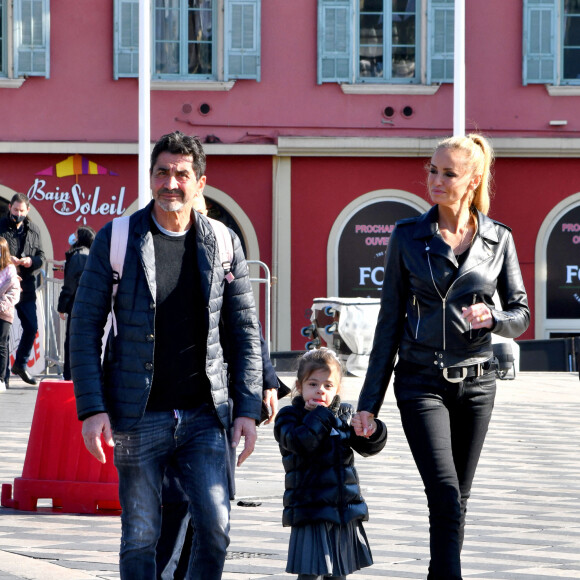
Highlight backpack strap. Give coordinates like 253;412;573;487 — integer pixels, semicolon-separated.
207;217;235;283
109;214;131;336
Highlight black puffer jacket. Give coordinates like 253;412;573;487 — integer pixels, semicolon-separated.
274;396;387;527
70;202;263;431
0;216;45;302
57;246;90;315
358;206;530;416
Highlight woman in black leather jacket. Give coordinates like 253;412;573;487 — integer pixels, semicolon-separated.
356;134;530;580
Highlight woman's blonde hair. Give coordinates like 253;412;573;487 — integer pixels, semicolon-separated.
434;133;495;215
0;237;11;271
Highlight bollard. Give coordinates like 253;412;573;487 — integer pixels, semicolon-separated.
1;379;121;514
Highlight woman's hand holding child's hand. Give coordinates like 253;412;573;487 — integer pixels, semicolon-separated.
353;411;376;438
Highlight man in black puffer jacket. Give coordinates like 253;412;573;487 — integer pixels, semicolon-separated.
0;193;45;386
70;131;262;580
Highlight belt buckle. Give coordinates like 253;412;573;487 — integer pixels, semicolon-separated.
442;367;467;383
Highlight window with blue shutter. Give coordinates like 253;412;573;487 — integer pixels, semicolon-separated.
1;0;6;75
428;0;454;83
523;0;557;85
318;0;454;86
224;0;261;81
562;0;580;83
318;0;352;84
114;0;261;82
114;0;139;79
14;0;50;78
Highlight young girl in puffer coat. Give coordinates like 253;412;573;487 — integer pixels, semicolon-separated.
274;348;387;580
0;236;21;390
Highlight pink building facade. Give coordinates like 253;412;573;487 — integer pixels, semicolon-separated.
1;0;579;351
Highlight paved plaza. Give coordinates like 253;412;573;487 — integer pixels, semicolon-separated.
0;370;578;579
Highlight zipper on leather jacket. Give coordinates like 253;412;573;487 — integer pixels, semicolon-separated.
412;295;421;339
470;293;477;339
426;252;491;351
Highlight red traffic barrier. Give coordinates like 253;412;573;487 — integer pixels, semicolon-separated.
1;379;121;514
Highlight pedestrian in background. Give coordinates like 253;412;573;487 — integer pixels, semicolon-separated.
0;237;21;391
275;348;387;580
356;134;530;580
0;193;45;386
57;225;96;380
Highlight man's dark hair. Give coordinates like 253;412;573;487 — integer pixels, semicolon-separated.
10;192;30;208
150;131;206;181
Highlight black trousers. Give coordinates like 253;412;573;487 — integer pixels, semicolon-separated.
394;369;496;580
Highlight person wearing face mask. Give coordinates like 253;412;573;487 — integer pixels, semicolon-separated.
0;193;45;386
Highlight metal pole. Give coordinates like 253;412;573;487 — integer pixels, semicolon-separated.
453;0;465;137
138;0;151;209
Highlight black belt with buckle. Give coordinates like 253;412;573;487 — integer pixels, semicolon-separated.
396;358;496;382
442;360;496;383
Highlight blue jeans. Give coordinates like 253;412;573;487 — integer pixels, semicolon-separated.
113;404;231;580
157;471;192;579
394;369;496;580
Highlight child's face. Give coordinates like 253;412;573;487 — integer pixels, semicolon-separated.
299;367;341;409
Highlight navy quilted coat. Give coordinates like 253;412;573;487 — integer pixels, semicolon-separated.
70;202;263;431
274;396;387;527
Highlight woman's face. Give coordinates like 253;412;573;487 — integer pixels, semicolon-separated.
428;147;478;210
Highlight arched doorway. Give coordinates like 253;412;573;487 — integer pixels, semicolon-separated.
535;192;580;338
327;189;430;297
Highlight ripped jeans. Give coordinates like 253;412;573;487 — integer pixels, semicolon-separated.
113;404;231;580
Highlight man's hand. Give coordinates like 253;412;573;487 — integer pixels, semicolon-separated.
262;388;278;424
81;413;114;463
58;312;66;321
231;416;257;467
19;257;32;268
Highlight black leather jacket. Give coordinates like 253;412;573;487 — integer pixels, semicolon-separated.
358;206;530;416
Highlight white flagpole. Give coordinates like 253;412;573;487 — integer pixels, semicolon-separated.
453;0;466;137
138;0;151;209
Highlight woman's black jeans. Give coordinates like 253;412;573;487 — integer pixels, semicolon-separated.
394;368;496;580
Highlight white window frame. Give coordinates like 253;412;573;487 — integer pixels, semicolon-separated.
317;0;453;95
523;0;580;94
0;0;50;88
114;0;260;89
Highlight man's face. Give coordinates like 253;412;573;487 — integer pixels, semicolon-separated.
9;201;29;225
150;152;206;213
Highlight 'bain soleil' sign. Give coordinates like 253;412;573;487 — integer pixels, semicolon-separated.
26;155;127;224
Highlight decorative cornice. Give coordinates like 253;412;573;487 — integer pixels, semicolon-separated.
2;137;580;158
277;136;580;158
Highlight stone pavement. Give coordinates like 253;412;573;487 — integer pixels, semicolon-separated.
0;371;578;579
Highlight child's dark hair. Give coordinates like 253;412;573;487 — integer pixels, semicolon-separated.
295;347;343;392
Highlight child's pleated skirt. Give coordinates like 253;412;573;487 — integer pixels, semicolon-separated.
286;519;373;576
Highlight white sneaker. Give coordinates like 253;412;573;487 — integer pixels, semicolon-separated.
0;380;6;392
